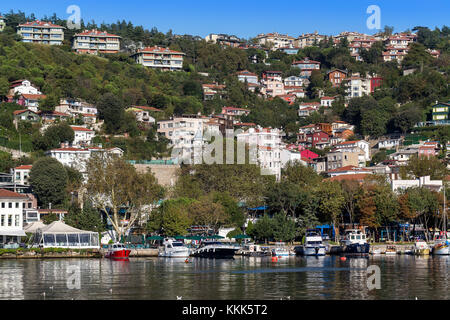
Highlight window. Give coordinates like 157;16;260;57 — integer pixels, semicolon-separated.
8;203;12;209
15;202;19;209
15;215;19;227
1;202;4;208
7;215;12;227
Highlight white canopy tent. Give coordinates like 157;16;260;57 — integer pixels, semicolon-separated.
32;221;99;249
24;221;47;234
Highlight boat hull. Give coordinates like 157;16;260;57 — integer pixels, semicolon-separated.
159;249;190;258
342;243;370;255
192;248;238;259
106;249;131;259
295;246;326;256
433;243;450;255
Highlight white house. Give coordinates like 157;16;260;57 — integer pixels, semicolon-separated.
320;96;336;107
334;140;371;162
391;176;443;194
237;70;259;85
237;127;284;181
11;165;32;186
0;189;28;245
284;76;304;87
280;148;307;168
70;126;96;147
377;138;402;150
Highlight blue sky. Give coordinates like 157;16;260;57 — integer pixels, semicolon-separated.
1;0;448;39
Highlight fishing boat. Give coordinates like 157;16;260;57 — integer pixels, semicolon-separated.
339;229;370;256
191;240;239;259
414;240;430;255
158;238;190;258
241;244;271;257
105;243;131;260
385;245;397;255
294;230;326;256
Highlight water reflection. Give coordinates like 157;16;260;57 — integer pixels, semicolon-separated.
0;256;448;300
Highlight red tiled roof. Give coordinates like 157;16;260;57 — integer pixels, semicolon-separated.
328;174;370;182
82;113;97;117
21;94;46;100
237;70;257;77
223;107;249;112
51;148;89;152
19;20;65;28
70;126;94;132
15;165;32;170
75;29;120;38
135;46;184;55
0;189;28;199
38;209;68;214
13;110;37;116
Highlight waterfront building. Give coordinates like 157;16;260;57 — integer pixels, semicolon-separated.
390;176;443;193
0;189;28;245
17;20;65;45
131;46;185;71
73;29;121;54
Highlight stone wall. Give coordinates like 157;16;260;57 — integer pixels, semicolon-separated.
134;164;180;188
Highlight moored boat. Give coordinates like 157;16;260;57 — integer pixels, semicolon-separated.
339;229;370;256
414;240;430;255
295;230;326;256
241;244;271;257
105;243;131;260
385;245;397;255
192;240;239;259
158;238;190;258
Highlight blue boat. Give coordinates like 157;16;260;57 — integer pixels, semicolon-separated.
340;229;370;256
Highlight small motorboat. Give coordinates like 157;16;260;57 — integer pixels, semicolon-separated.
105;243;131;260
241;244;271;257
385;245;397;255
371;248;382;255
295;230;326;256
272;247;290;257
414;240;430;256
158;238;190;258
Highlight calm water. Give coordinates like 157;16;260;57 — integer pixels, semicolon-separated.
0;255;449;300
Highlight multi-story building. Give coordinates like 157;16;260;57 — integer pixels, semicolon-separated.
292;58;321;78
261;71;284;97
7;80;46;112
327;69;348;87
255;33;296;50
202;84;226;100
327;151;363;171
17;21;65;45
46;146;124;179
205;34;241;47
73;29;121;54
0;189;28;245
278;44;300;55
321;96;336;107
237;127;284;180
70;126;95;147
236;70;259;85
131;46;185;71
334;140;371;162
284;76;305;87
431;101;450;122
343;75;371;99
157;115;210;162
11;165;32;186
297;32;326;48
56;99;98;117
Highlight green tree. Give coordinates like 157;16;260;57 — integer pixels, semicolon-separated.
29;157;68;208
65;201;105;232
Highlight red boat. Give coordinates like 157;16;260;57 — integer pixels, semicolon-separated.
105;243;131;259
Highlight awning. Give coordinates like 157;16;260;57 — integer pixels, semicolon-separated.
0;230;27;237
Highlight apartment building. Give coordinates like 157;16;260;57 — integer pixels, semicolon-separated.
255;33;296;50
292;58;321;78
237;127;284;181
73;29;121;55
0;189;28;245
261;71;284;97
17;21;65;45
70;126;95;147
157;115;209;162
236;70;259;85
334;140;371;162
202;84;226;100
327;151;362;171
432;101;450;121
297;32;326;48
343;76;371;99
132;46;185;71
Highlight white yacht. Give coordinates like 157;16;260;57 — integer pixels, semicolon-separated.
295;231;326;256
340;229;370;255
158;238;190;258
